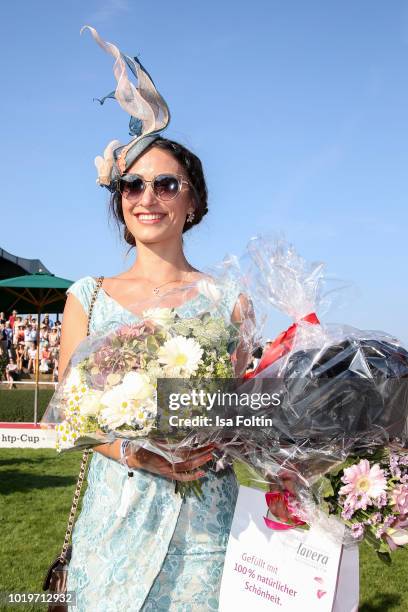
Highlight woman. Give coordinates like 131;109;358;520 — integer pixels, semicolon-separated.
60;137;250;611
48;326;59;348
16;342;25;373
5;357;18;389
39;323;49;348
14;321;24;348
39;342;52;373
27;343;37;375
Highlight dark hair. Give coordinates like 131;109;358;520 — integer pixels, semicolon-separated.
108;137;208;249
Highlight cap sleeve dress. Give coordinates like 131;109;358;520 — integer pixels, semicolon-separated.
66;276;242;612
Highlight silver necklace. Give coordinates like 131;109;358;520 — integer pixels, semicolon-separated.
152;272;192;295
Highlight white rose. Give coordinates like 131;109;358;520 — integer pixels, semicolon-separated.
80;390;103;417
121;371;154;400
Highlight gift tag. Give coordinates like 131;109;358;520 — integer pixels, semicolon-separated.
220;486;358;612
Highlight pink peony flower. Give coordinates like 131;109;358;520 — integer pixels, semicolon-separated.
390;483;408;514
339;459;387;507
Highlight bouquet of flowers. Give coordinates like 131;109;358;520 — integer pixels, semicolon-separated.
309;450;408;562
42;284;240;453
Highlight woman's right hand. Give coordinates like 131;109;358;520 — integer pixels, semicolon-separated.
127;443;216;482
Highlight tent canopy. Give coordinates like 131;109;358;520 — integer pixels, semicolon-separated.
0;272;73;314
0;247;50;281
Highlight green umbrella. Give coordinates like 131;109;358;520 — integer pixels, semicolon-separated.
0;272;73;423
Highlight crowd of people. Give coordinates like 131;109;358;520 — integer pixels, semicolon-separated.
0;310;60;389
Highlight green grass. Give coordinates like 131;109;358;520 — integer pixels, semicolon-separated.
0;450;408;611
0;449;83;612
0;388;54;422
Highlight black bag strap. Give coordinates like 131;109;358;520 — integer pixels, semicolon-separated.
58;275;104;562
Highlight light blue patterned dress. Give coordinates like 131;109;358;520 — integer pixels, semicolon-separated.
65;276;241;611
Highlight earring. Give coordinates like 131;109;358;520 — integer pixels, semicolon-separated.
187;211;195;223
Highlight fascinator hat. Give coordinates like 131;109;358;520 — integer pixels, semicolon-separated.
81;26;170;190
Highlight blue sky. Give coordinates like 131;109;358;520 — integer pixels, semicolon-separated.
1;1;407;343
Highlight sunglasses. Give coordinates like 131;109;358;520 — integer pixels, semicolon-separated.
117;173;190;202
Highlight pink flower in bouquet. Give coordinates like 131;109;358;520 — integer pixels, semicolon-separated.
368;512;382;525
115;320;156;340
389;453;402;478
341;504;355;520
374;491;388;508
350;522;364;539
390;483;408;514
339;459;387;508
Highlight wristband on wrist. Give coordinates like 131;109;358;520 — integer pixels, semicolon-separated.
119;439;132;471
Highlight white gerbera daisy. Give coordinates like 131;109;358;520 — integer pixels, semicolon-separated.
121;371;154;400
157;336;203;376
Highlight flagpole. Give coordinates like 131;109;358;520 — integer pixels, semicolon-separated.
34;308;40;424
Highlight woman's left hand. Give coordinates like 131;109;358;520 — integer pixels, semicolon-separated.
267;471;299;523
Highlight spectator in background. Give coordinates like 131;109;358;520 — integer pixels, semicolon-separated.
4;321;13;357
39;323;49;348
24;324;33;347
39;342;52;373
22;344;30;373
29;324;37;344
13;322;24;351
16;342;25;373
6;357;18;389
48;326;59;348
12;317;22;343
0;312;6;324
0;323;7;358
27;343;38;375
43;314;53;329
8;310;18;330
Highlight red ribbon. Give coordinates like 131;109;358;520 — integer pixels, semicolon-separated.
245;312;320;379
263;491;306;531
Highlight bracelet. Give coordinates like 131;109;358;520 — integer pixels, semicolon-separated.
119;440;131;470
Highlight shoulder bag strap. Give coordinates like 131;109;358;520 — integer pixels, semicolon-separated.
59;275;104;562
